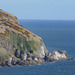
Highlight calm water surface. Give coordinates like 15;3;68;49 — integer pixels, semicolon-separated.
0;20;75;75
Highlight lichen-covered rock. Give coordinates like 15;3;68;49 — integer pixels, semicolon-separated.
46;50;68;62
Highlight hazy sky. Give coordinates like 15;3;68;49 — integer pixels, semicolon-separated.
0;0;75;20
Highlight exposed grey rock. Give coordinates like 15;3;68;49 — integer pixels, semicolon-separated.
22;53;27;60
46;50;68;62
8;57;12;65
38;45;45;58
11;57;16;65
8;57;16;66
34;57;38;62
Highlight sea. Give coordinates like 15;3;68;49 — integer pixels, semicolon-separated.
0;20;75;75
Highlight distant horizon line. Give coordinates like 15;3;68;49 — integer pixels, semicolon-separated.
18;19;75;21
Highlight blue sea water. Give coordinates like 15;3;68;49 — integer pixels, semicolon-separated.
0;20;75;75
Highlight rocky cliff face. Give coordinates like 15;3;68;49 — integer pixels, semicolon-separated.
0;10;48;66
0;10;68;66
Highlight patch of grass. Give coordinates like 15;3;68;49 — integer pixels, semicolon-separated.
29;41;37;52
9;31;31;52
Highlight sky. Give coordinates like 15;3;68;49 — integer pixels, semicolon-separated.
0;0;75;20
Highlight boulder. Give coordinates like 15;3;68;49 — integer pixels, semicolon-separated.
21;53;27;60
46;50;68;62
34;57;38;62
8;57;16;66
8;57;12;66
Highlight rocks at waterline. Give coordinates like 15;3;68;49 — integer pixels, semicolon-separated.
0;50;69;66
6;50;68;66
46;50;68;62
68;57;75;60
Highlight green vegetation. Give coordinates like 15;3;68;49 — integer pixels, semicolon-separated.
8;31;36;53
17;33;30;51
0;14;2;17
29;41;37;52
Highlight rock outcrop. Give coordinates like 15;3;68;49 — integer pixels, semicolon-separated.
46;50;68;62
0;10;68;66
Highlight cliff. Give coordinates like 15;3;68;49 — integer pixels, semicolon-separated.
0;10;48;66
0;10;68;66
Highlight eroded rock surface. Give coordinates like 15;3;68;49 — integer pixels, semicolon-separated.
46;50;68;62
